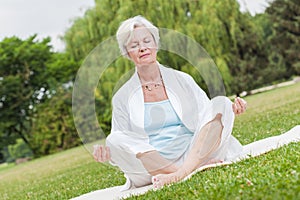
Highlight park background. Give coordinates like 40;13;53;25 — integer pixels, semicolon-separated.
0;0;299;199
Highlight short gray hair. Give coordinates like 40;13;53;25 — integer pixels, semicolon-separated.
116;15;160;57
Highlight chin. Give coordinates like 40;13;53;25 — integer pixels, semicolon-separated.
140;60;156;65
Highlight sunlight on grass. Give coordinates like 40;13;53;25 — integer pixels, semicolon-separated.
0;83;299;200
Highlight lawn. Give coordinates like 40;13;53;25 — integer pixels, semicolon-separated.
0;82;299;200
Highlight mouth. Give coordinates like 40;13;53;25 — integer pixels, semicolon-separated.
140;53;150;58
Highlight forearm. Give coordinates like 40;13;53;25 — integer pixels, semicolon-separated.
136;150;178;176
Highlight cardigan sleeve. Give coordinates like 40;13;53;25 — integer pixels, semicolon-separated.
110;96;130;132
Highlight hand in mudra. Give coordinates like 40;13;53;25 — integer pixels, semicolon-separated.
232;97;247;115
93;145;111;162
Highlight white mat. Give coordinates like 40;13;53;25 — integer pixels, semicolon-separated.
72;125;300;200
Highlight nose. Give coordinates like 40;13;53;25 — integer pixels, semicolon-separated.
139;43;147;52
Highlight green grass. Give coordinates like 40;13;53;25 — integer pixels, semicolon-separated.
1;83;300;200
0;145;126;200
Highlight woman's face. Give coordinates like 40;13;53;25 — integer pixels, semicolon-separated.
126;26;158;66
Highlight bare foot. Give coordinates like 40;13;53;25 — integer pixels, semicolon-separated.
152;159;224;189
205;159;223;165
152;171;185;189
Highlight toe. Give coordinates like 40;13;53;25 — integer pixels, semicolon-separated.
151;176;158;184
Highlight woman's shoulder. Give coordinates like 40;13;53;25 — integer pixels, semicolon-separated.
159;64;194;81
112;71;138;103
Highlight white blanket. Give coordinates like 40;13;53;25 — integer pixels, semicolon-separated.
72;125;300;200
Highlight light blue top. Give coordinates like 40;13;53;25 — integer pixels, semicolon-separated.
144;99;194;161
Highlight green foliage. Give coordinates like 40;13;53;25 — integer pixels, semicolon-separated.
46;52;79;86
31;87;81;157
0;36;53;150
224;11;270;94
0;36;79;158
7;139;33;163
266;0;300;76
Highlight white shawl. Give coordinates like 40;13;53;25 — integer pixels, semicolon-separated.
109;63;231;154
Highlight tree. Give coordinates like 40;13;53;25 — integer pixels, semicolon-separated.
0;36;52;151
0;36;78;157
226;11;270;94
266;0;300;76
31;87;80;156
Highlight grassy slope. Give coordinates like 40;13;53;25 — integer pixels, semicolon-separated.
0;143;126;199
0;83;299;200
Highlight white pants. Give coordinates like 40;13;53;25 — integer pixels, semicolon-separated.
106;96;243;190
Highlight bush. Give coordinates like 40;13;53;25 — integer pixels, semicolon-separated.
7;139;33;163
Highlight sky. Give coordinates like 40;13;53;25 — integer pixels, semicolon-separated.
0;0;271;52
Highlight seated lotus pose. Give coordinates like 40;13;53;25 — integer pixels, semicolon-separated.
93;15;247;190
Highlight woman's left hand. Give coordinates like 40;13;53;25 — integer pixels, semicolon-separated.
232;97;247;115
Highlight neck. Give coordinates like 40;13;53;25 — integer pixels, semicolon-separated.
136;62;161;83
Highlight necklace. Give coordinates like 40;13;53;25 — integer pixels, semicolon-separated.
144;82;162;91
142;78;163;91
138;70;164;92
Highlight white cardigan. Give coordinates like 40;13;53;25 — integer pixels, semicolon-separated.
108;63;241;156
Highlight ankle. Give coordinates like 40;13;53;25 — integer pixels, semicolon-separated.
175;168;189;180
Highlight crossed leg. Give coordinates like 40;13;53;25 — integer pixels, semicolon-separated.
152;114;224;188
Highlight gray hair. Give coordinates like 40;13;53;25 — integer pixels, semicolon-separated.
116;15;160;58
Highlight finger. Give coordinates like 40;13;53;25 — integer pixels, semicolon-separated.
105;146;111;161
232;103;239;115
236;98;247;113
93;145;100;161
241;98;247;110
98;145;104;162
237;97;246;111
235;98;243;113
93;145;97;157
232;103;236;114
102;146;107;161
234;99;242;114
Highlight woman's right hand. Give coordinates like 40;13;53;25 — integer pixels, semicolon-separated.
93;145;111;162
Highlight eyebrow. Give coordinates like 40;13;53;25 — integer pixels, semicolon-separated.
129;36;151;44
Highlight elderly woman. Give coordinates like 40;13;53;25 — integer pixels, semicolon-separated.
93;15;247;190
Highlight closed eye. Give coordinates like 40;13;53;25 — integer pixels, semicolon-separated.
144;38;151;43
129;42;138;49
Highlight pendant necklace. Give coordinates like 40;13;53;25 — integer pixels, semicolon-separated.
142;77;163;92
